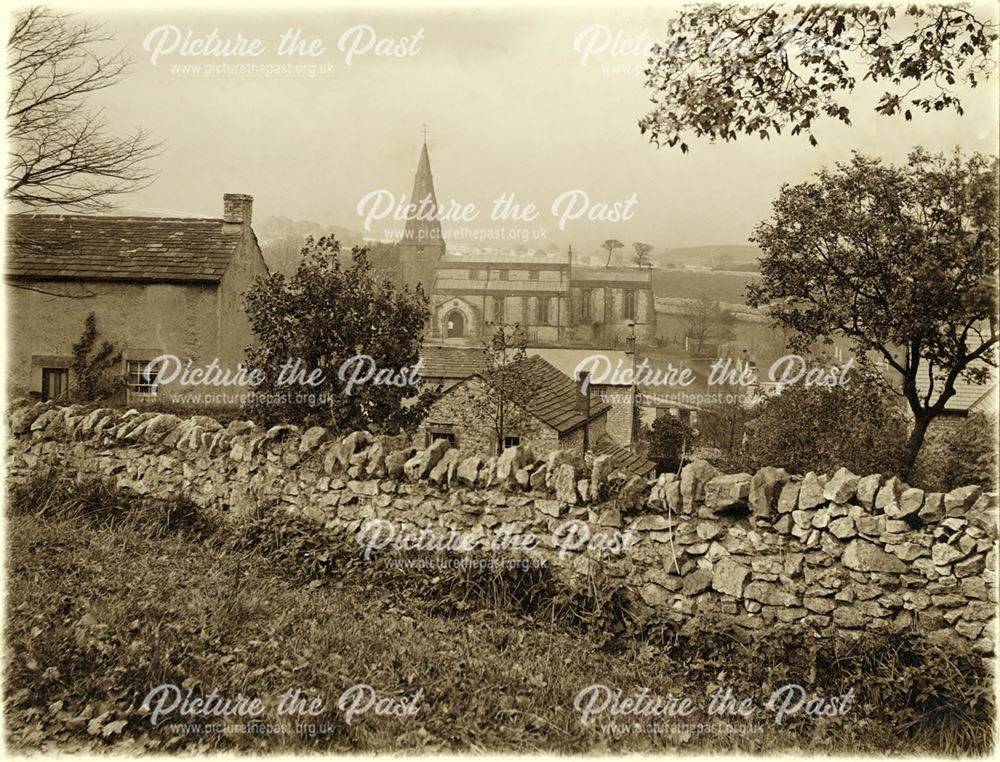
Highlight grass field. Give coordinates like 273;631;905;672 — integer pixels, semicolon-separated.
3;473;993;754
650;269;759;305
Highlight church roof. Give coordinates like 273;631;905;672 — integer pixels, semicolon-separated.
6;213;244;284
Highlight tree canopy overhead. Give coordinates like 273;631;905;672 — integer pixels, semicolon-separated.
747;148;998;474
640;4;998;152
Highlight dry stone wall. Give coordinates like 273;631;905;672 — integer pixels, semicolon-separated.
6;400;998;653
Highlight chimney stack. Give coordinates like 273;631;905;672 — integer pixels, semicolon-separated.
223;193;253;225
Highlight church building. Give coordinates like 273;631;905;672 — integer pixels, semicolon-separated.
396;139;655;348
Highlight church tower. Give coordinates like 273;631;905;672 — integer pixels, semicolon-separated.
398;135;445;292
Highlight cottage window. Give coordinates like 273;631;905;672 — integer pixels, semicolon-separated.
127;359;162;396
430;430;456;446
623;290;637;321
503;435;521;448
41;368;69;401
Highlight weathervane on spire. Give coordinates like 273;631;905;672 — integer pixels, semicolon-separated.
421;123;428;144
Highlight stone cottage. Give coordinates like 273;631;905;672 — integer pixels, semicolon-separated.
5;193;268;403
418;354;611;457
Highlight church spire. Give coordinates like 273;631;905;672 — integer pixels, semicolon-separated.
404;137;442;247
398;132;445;291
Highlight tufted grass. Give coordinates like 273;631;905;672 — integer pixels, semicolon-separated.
3;472;994;754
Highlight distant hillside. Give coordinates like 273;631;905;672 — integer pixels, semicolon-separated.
255;216;368;275
654;245;762;270
650;268;758;305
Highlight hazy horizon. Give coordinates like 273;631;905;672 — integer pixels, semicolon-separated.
20;1;1000;257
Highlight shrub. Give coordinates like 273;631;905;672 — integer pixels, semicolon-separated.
70;313;123;403
740;378;909;476
645;414;694;474
912;412;998;491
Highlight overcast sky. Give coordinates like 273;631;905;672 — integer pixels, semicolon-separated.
38;1;1000;254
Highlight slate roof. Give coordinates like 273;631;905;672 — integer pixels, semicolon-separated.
914;360;998;413
6;213;244;284
419;346;486;380
572;265;652;285
593;438;657;478
432;353;610;434
514;355;611;433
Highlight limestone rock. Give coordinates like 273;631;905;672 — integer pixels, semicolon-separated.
553;463;579;505
944;485;983;513
682;568;712;595
429;448;461;485
712;557;750;598
776;481;801;514
931;542;966;566
299;426;329;455
456;455;483;487
703;473;751;512
748;466;788;518
855;474;883;508
842;539;907;573
874;476;906;514
680;459;719;511
823;467;859;504
886;487;924;519
589;454;615;500
919;492;945;522
496;445;531;485
828;516;857;539
744;581;799;607
404;438;450;481
798;472;827;509
385;447;417;479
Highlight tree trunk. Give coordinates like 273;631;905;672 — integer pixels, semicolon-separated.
902;412;933;481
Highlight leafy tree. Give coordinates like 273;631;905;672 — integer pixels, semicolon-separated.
747;149;998;476
683;296;736;355
640;4;997;151
632;242;653;268
70;312;122;401
645;414;694;474
8;7;160;209
481;323;538;455
742;377;910;476
601;239;624;268
244;236;433;430
696;401;754;460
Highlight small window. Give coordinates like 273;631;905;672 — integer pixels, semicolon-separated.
41;368;69;401
493;296;505;322
581;289;592;320
529;271;539;281
127;359;162;397
503;435;521;448
469;269;479;280
497;270;508;281
430;431;456;446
